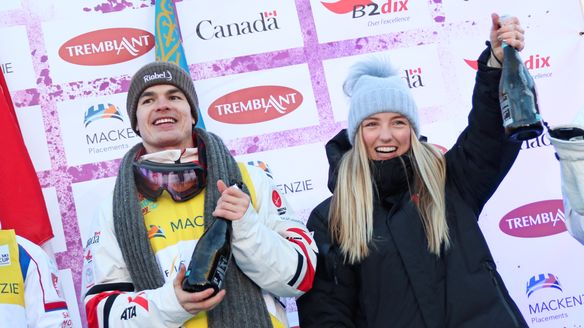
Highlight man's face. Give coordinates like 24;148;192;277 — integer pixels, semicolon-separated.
135;84;196;153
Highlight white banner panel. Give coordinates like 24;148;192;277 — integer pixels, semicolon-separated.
520;267;584;326
198;64;319;140
0;1;20;11
0;25;36;91
42;8;155;84
178;0;304;63
235;142;332;219
444;0;584;32
57;93;141;166
479;138;584;327
312;0;434;43
324;43;447;124
524;30;584;127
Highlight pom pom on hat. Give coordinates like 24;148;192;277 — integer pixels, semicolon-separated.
344;56;420;144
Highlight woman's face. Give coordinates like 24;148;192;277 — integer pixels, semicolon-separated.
360;112;412;161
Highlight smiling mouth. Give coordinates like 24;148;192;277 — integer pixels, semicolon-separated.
153;118;177;125
376;146;397;153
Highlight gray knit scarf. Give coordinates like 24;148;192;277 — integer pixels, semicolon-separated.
113;128;272;328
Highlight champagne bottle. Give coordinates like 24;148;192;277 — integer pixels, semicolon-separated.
498;39;544;141
182;216;231;295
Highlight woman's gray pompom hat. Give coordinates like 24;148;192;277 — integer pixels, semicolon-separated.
344;56;420;144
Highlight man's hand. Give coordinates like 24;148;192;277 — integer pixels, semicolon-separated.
174;264;226;315
490;13;525;63
212;179;251;221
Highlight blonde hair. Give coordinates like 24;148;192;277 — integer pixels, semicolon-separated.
329;127;450;264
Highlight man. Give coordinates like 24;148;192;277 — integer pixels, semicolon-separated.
82;62;317;328
549;109;584;245
0;227;71;328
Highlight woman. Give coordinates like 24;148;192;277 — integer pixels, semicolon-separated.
297;13;529;328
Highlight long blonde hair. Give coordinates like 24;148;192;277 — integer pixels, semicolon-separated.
329;127;450;264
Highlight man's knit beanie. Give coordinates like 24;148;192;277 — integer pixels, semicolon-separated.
126;61;198;134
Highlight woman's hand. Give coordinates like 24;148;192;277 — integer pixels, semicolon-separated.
490;13;525;63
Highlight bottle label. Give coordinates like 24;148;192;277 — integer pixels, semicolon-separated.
211;255;229;288
500;93;513;126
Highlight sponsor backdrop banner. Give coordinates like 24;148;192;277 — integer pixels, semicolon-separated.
1;0;583;327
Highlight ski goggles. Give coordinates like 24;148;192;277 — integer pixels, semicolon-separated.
133;160;206;202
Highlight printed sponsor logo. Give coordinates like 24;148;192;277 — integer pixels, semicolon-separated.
272;189;283;208
354;0;410;17
84;250;93;264
85;231;101;248
169;216;205;232
247;160;273;179
0;244;10;266
499;200;566;238
463;59;478;70
120;306;137;320
84;103;124;127
84;266;95;289
128;292;149;311
524;54;551;70
121;293;149;320
1;62;14;75
51;273;64;297
246;159;318;203
82;103;138;155
0;282;20;295
147;225;166;239
402;67;424;89
164;255;185;278
61;312;73;328
464;54;552;79
142;70;172;83
196;10;280;40
521;132;552;150
277;179;314;195
208;85;303;124
321;0;374;14
272;189;287;215
525;273;584;325
321;0;408;17
140;196;159;215
287;227;314;245
527;273;562;298
59;28;154;66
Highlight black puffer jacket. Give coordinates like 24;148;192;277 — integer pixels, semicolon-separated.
297;46;529;328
